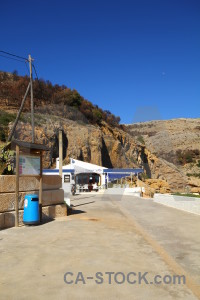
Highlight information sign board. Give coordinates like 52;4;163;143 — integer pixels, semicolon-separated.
19;155;40;175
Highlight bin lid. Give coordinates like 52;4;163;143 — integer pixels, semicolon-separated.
25;194;39;199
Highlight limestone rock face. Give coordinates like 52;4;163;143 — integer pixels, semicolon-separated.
144;179;170;194
188;177;200;187
191;187;200;193
8;116;198;192
126;118;200;191
126;118;200;157
12;119;142;170
143;148;188;192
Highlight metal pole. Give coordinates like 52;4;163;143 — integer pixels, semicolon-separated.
39;151;43;222
59;130;63;179
29;54;35;143
15;145;19;227
8;82;31;141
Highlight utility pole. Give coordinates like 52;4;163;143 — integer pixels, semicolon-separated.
29;54;35;143
8;54;35;142
59;129;63;179
8;82;31;141
15;144;19;227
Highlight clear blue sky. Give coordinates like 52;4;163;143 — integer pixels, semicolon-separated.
0;0;200;124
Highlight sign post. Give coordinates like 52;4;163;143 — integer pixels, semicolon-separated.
15;144;19;227
7;140;49;227
39;151;43;222
59;129;63;179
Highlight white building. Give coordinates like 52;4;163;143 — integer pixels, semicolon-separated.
43;158;107;193
43;158;143;194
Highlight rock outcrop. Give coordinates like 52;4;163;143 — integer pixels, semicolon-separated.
1;72;200;193
144;179;170;194
126;119;200;158
126;118;200;192
1;104;199;193
11;116;142;170
143;148;188;192
8;113;191;192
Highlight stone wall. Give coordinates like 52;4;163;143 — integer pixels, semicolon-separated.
0;175;66;229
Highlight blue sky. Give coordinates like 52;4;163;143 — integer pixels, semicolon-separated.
0;0;200;124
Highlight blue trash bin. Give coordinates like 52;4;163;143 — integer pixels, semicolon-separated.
23;194;40;225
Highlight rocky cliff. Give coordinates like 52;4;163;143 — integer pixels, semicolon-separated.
126;119;200;192
7;111;195;192
10;113;142;169
1;71;200;192
126;119;200;160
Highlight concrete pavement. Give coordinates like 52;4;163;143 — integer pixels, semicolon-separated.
0;194;200;300
154;193;200;215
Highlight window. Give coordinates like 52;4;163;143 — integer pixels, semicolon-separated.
64;175;70;183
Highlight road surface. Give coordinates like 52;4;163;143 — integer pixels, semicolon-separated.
0;194;200;300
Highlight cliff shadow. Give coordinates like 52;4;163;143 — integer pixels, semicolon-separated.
141;147;151;178
78;149;84;161
101;137;113;168
51;130;68;162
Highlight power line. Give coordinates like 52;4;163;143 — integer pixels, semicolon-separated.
32;64;39;80
24;61;30;74
1;53;30;77
0;53;25;63
0;50;27;61
0;50;39;80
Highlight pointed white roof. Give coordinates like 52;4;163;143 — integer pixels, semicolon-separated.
56;157;107;174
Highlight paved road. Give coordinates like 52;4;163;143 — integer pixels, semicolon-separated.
0;194;200;300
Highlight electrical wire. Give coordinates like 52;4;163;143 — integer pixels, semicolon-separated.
25;61;30;76
0;50;27;61
0;50;39;80
0;53;30;77
32;64;39;80
0;53;25;63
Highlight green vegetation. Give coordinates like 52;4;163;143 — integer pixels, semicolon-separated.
0;110;16;142
141;172;149;180
0;110;27;141
176;149;200;165
197;160;200;168
186;172;200;178
0;145;15;174
0;130;6;142
137;135;145;144
172;193;200;198
0;71;121;128
130;156;137;164
0;110;16;126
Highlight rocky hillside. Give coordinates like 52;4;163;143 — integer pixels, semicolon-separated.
3;110;197;192
126;119;200;161
9;112;143;169
1;71;200;192
126;119;200;192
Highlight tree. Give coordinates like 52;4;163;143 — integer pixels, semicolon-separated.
12;70;19;81
93;109;102;124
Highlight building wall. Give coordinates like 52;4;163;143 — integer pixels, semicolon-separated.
43;168;106;192
0;175;66;230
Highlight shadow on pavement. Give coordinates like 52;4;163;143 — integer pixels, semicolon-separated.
68;209;86;216
71;201;95;207
72;195;95;200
